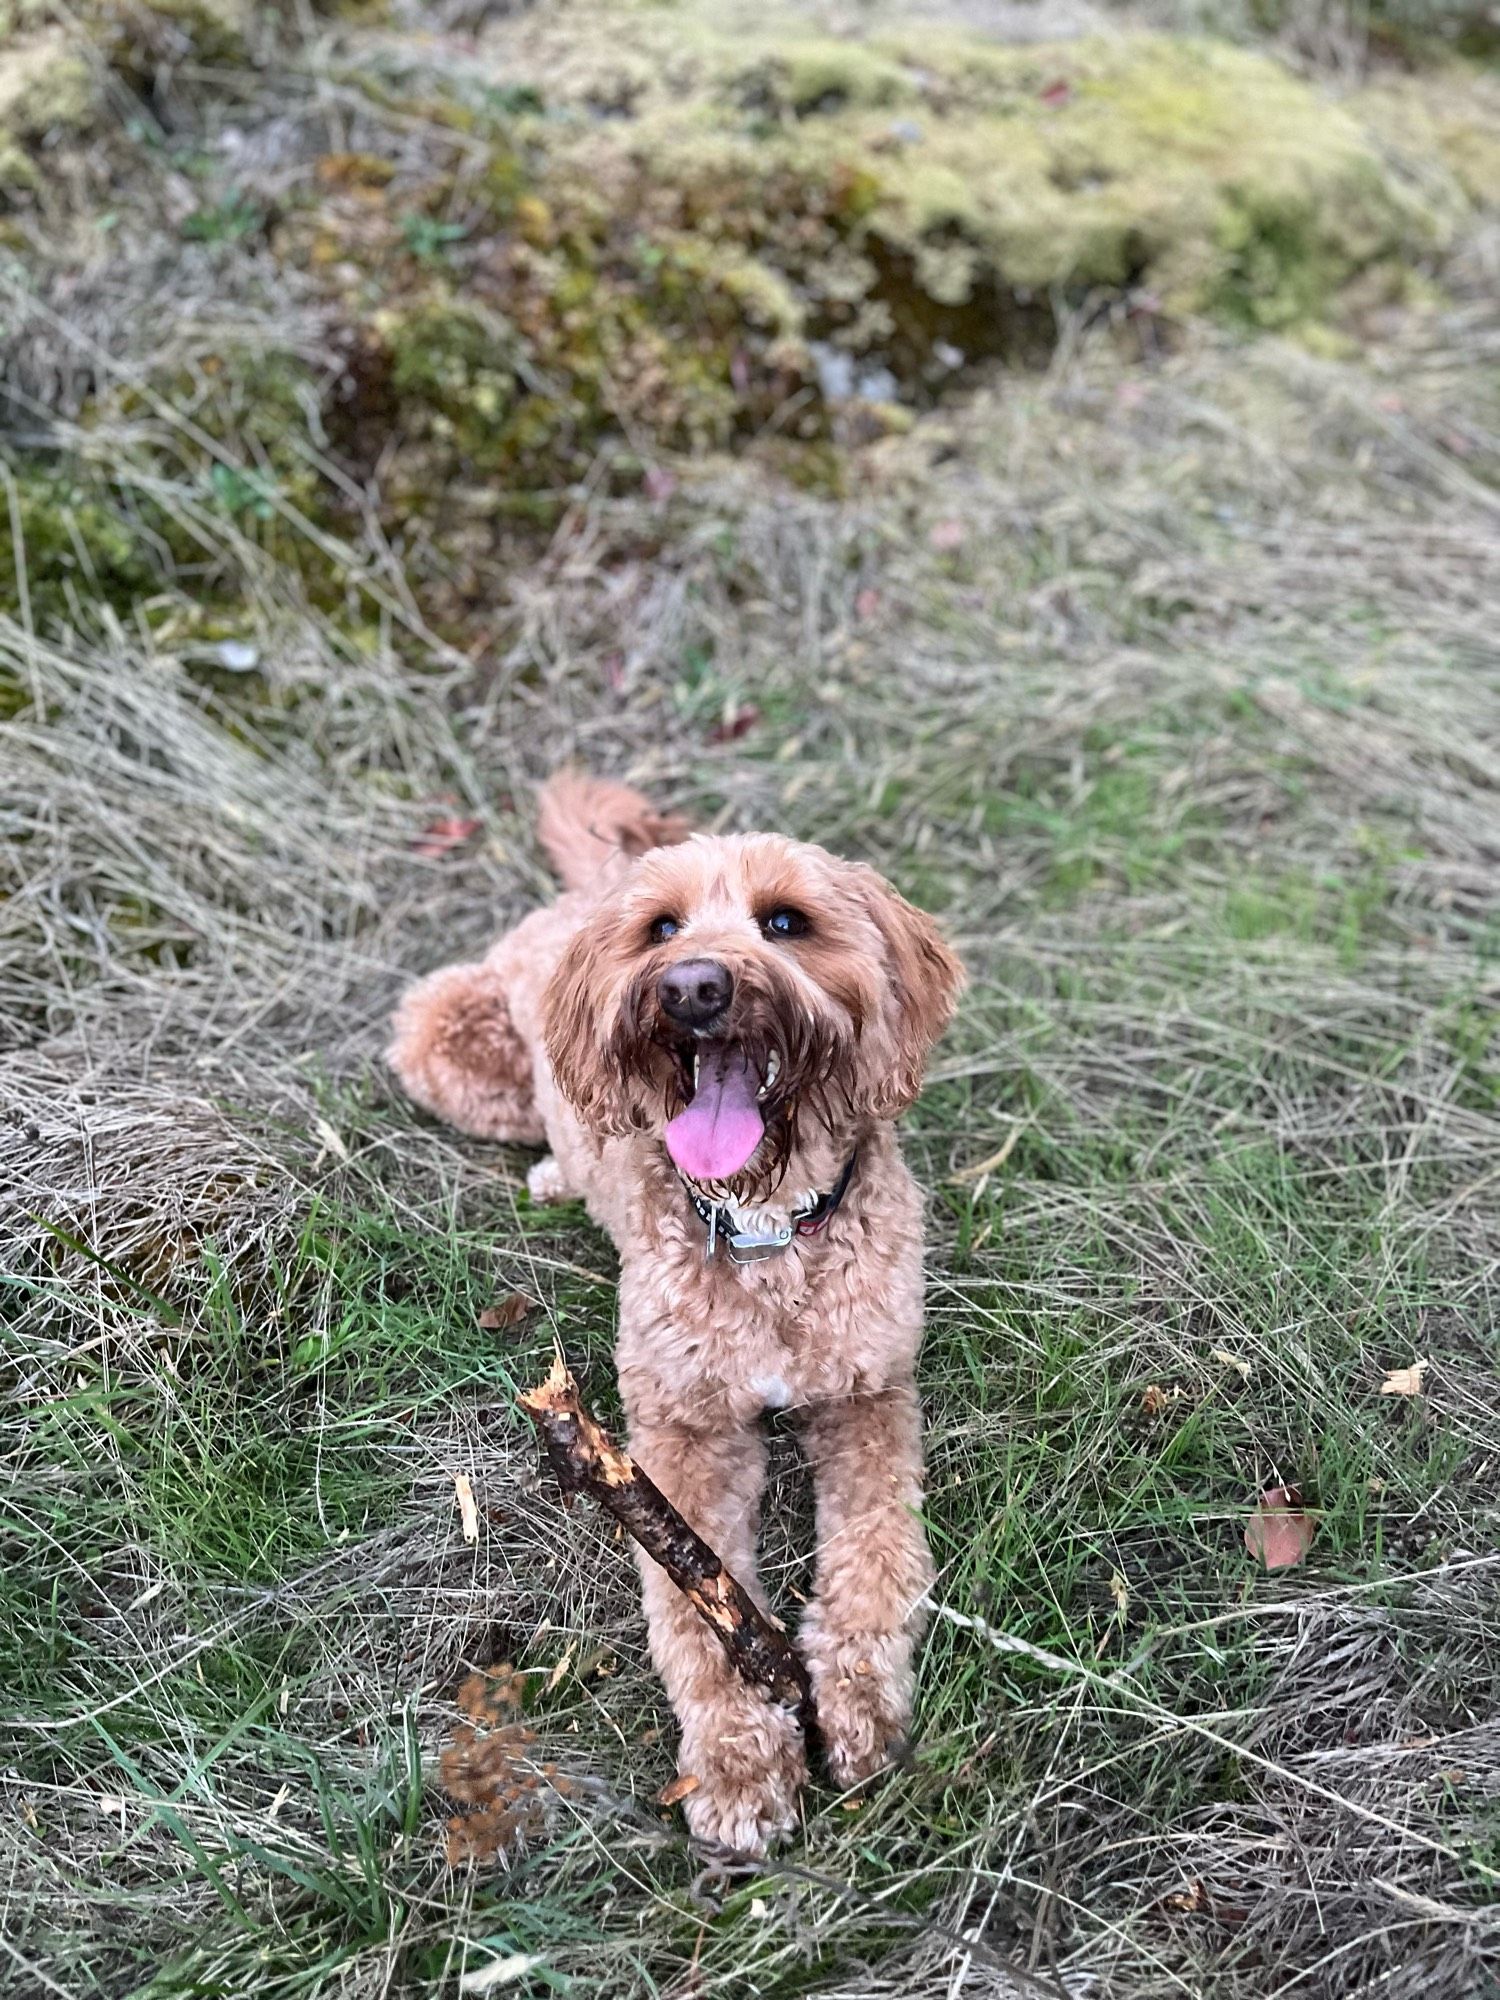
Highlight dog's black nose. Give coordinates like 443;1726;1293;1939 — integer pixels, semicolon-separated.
658;957;733;1030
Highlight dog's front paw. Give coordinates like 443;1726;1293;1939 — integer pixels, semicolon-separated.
801;1624;915;1787
526;1154;573;1205
675;1693;806;1856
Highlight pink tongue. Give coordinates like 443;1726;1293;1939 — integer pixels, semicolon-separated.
665;1042;765;1182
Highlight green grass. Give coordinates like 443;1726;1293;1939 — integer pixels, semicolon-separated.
4;7;1500;1991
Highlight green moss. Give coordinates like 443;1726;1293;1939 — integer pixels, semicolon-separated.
0;468;169;625
0;27;99;189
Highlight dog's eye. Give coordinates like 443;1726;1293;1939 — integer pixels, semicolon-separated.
762;907;809;940
648;915;681;944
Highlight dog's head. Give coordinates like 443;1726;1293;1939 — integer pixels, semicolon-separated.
542;833;963;1189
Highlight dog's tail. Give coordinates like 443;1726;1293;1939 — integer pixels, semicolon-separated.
536;768;692;892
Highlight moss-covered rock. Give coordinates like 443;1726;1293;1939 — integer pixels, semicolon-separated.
501;17;1466;342
7;0;1491;633
0;28;99;191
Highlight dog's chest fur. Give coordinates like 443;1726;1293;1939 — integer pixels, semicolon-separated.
614;1129;926;1425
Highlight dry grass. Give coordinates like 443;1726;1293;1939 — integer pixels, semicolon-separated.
3;6;1499;1998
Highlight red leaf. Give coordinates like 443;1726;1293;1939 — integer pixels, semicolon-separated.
708;703;760;744
1245;1485;1316;1571
1039;77;1072;107
411;815;481;857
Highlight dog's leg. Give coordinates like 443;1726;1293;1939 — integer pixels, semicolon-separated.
798;1382;934;1787
387;962;545;1143
525;1155;575;1204
629;1413;806;1855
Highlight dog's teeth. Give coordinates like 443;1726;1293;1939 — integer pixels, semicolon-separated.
693;1050;700;1089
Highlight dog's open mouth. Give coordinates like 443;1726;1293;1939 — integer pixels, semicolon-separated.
663;1041;779;1183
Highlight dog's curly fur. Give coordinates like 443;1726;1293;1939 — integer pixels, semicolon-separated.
389;772;963;1853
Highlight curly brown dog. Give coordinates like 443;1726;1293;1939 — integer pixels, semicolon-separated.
388;771;963;1853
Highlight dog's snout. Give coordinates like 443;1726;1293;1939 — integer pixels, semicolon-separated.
658;957;734;1030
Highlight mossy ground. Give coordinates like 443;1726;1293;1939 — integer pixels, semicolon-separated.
3;4;1499;1997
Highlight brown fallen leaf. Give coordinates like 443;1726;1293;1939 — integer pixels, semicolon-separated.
1380;1359;1428;1398
707;703;760;744
412;814;481;858
454;1472;480;1544
1141;1383;1170;1417
656;1772;700;1807
1159;1878;1207;1914
478;1293;534;1332
1245;1485;1316;1571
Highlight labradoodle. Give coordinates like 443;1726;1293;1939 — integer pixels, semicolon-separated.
388;770;963;1853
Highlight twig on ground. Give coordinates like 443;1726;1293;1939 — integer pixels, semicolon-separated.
519;1353;817;1742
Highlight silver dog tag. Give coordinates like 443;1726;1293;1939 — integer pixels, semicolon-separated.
727;1225;795;1264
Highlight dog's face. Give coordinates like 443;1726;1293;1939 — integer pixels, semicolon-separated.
543;833;963;1189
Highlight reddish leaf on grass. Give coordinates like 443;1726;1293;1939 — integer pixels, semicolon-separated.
708;704;760;744
411;815;481;858
1245;1485;1316;1571
854;586;882;621
1039;77;1072;107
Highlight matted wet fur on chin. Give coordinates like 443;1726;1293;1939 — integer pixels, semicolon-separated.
609;951;858;1191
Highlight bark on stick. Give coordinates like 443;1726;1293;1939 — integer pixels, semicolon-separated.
518;1354;816;1738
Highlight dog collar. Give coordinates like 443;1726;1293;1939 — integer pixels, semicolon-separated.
681;1148;860;1264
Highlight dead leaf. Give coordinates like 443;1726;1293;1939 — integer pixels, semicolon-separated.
1211;1348;1252;1380
1141;1383;1170;1417
708;703;760;744
1159;1879;1207;1914
478;1293;534;1332
1380;1359;1428;1398
543;1641;575;1694
1109;1570;1130;1616
411;815;481;858
454;1473;480;1544
1245;1486;1316;1571
657;1772;700;1807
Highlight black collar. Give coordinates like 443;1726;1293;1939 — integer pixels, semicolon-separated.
681;1148;860;1263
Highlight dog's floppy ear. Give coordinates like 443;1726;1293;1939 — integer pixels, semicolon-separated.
542;916;639;1137
848;864;965;1116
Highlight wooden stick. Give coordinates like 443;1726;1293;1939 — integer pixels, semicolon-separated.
518;1353;816;1740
